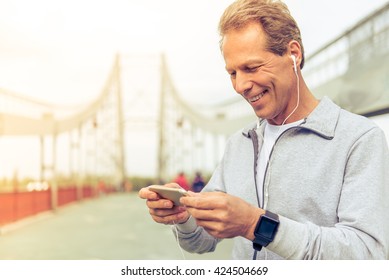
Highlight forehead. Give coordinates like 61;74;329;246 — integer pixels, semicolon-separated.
222;22;268;67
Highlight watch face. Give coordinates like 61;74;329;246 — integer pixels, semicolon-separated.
259;218;277;239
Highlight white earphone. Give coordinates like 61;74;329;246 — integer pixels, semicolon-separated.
291;55;297;73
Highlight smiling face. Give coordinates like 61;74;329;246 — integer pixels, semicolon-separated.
222;22;298;125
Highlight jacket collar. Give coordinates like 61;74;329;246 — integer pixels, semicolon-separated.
300;96;339;139
242;96;340;140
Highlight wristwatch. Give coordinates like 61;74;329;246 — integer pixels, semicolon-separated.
252;210;279;251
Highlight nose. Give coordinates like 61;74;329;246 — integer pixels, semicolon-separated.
234;72;252;96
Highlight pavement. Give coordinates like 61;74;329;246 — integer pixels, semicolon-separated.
0;193;233;260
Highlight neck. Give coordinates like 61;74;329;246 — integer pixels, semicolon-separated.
275;76;318;125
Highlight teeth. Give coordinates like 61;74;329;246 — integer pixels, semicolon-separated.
249;90;267;102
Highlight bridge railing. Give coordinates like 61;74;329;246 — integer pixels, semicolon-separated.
304;2;389;88
303;2;389;117
0;185;116;227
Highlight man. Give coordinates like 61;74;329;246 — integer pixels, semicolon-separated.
139;0;389;259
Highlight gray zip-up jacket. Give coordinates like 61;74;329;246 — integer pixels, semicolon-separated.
175;97;389;259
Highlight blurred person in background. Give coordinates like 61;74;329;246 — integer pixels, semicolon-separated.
191;172;205;193
173;171;190;191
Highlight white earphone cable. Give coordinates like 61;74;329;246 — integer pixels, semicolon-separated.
281;65;300;126
253;62;300;260
172;221;186;260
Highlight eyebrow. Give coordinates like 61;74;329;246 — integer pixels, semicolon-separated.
225;58;263;72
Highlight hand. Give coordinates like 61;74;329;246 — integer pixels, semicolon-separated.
138;183;190;225
180;192;264;240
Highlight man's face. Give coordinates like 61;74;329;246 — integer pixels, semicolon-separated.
222;22;297;125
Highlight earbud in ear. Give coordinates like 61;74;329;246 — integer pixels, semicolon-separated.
291;55;297;73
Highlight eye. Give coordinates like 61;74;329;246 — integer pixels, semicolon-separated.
245;66;259;73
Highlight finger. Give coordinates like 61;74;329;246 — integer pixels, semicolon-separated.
138;186;159;200
181;192;227;209
150;208;189;225
200;225;226;239
149;206;180;218
146;198;175;209
191;217;224;237
150;205;186;217
186;207;221;221
186;191;199;197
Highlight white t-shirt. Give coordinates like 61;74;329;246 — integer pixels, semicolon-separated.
256;119;303;208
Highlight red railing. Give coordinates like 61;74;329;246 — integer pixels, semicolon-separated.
0;185;111;226
0;190;50;225
57;187;78;207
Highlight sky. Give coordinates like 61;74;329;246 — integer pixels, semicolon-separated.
1;0;388;105
0;0;388;178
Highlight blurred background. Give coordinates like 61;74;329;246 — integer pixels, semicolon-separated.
0;0;388;259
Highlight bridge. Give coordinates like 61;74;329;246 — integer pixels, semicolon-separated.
0;2;388;259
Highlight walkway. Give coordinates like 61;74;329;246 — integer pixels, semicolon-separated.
0;193;232;260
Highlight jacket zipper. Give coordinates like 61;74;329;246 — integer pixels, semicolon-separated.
256;120;308;209
248;129;261;207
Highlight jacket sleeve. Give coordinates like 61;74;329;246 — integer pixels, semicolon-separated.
173;216;220;254
172;160;226;254
267;127;389;259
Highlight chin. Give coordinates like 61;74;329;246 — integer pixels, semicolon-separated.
252;107;266;119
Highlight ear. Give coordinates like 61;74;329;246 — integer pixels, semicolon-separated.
288;40;302;70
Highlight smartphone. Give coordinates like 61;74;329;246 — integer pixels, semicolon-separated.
148;186;188;206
